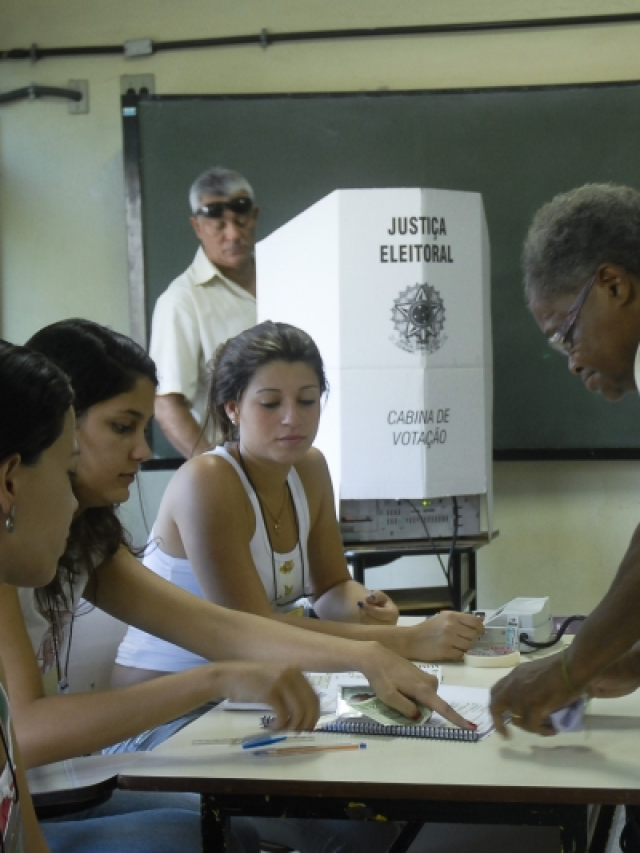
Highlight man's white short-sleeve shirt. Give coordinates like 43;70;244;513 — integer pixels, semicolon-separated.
150;246;256;428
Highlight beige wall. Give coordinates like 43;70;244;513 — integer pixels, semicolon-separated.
2;0;640;615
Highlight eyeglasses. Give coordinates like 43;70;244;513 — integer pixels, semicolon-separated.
194;196;254;220
548;273;597;354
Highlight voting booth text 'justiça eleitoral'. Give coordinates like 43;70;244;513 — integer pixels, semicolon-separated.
257;188;492;545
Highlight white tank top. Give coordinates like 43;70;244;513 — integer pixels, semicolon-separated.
116;445;312;672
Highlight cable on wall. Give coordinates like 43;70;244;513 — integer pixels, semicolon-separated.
0;85;82;105
2;12;640;63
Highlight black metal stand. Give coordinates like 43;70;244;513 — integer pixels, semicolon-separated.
345;539;481;613
200;792;592;853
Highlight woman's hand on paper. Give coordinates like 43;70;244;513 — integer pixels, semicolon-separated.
217;662;320;732
360;643;475;729
407;612;484;661
358;590;399;625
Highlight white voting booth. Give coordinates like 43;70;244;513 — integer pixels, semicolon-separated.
257;188;492;544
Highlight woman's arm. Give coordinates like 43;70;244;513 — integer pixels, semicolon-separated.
158;452;482;660
301;451;398;625
89;548;471;726
154;450;384;624
0;657;50;853
15;734;50;853
0;585;318;768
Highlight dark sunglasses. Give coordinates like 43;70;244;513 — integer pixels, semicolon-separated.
194;196;254;219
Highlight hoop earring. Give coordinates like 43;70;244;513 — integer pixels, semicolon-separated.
5;505;16;534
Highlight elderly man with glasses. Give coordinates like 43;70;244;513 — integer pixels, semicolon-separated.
150;167;259;457
491;183;640;737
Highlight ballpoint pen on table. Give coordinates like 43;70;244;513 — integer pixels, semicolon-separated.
192;735;315;746
241;735;288;750
252;743;367;757
242;733;319;749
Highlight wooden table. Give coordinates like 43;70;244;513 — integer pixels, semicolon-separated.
117;656;637;852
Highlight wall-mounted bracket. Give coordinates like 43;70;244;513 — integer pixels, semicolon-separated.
120;74;155;97
67;79;88;114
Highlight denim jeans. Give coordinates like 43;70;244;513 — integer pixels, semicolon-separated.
41;790;260;853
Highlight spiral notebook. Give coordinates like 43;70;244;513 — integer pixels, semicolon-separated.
317;719;481;742
262;681;494;742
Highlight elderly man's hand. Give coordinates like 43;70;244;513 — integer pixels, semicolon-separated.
587;650;640;699
489;652;579;737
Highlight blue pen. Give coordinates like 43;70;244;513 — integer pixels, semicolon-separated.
241;735;288;750
253;742;367;757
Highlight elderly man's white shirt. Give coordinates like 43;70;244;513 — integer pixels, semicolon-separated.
150;246;256;431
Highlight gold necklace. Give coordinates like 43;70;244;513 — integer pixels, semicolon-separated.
237;448;306;608
261;483;290;533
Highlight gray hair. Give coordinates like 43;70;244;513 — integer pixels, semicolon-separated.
189;167;254;213
523;183;640;303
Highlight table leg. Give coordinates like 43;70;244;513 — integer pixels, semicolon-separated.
588;805;616;853
201;793;230;851
558;804;588;853
351;556;365;585
450;551;462;611
385;821;423;853
468;551;477;611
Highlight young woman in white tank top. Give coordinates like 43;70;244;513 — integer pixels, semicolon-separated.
115;321;483;684
113;321;485;853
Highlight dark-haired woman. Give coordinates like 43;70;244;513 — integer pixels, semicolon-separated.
0;340;218;853
0;339;77;853
0;319;469;853
116;321;483;684
0;335;265;853
112;320;483;852
0;319;326;853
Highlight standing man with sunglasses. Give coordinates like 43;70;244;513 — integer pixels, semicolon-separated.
150;167;259;457
490;183;640;736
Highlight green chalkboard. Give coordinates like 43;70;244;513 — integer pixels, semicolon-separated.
130;84;640;459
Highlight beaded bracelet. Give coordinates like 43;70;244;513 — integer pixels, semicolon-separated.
561;646;579;694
